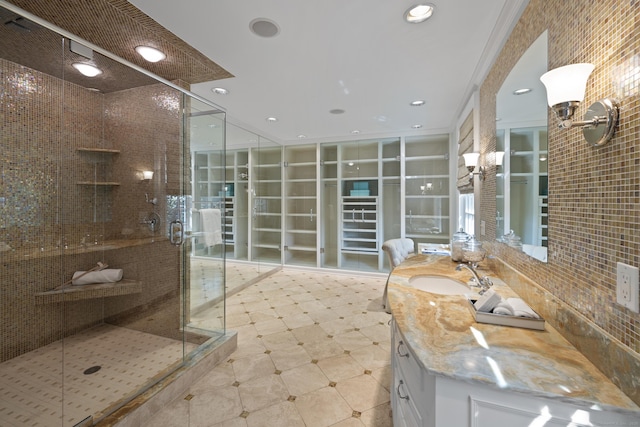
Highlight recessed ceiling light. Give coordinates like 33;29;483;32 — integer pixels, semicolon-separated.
135;46;166;63
250;18;280;38
412;124;423;129
404;4;435;23
410;100;425;106
72;63;102;77
351;130;360;134
266;117;278;122
212;87;229;95
513;88;532;95
297;134;306;139
329;109;345;115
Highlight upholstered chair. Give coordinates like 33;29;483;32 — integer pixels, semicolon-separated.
381;238;416;311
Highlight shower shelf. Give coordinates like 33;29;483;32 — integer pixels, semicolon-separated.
77;147;121;154
35;279;142;304
76;181;121;186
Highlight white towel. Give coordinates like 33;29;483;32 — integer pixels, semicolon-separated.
507;298;540;319
492;298;540;318
72;269;123;285
200;208;223;246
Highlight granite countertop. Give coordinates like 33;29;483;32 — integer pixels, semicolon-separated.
387;254;640;414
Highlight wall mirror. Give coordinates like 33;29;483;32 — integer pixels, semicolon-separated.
495;31;549;262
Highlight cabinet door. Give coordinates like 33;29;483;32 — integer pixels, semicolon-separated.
339;140;381;271
250;144;283;265
320;144;339;269
284;145;318;267
404;135;450;248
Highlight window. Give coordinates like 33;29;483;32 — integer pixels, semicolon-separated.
459;193;474;235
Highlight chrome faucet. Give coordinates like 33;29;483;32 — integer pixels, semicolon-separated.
456;263;493;293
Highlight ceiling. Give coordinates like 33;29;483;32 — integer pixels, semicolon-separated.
129;0;530;145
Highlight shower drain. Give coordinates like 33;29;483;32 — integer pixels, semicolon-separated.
83;365;101;375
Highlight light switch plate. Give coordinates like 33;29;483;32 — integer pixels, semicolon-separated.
616;262;639;313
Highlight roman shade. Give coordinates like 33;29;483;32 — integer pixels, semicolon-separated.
456;110;474;193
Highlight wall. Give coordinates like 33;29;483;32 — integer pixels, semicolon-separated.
478;0;640;403
0;57;186;361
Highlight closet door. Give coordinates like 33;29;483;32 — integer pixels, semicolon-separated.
339;140;380;272
404;135;450;248
320;144;339;269
283;145;319;267
250;142;283;266
381;138;402;271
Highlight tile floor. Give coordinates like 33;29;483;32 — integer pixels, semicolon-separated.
189;258;274;315
150;268;392;427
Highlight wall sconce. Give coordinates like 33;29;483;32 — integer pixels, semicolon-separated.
495;151;505;167
141;170;154;181
462;152;485;184
540;63;619;147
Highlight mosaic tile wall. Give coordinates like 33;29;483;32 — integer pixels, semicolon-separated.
0;56;186;361
478;0;640;400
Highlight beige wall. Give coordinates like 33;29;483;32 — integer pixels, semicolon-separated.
478;0;639;401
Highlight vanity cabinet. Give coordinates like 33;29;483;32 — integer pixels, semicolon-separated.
391;319;638;426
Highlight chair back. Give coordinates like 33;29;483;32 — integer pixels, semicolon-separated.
382;238;415;269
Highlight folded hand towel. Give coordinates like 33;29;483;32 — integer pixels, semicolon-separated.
506;298;540;319
200;208;222;247
474;289;502;313
72;269;123;285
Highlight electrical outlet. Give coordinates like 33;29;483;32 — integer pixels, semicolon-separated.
616;262;640;313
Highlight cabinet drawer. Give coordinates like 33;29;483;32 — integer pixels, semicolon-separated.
394;336;427;399
394;362;423;427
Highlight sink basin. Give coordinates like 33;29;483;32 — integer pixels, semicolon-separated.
408;275;471;295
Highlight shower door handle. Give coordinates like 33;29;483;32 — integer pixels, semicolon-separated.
169;220;184;246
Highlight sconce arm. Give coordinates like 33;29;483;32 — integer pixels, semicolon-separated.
558;116;607;130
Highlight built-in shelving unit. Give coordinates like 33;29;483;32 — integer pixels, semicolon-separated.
190;136;453;273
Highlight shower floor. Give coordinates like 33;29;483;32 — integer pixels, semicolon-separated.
0;324;196;426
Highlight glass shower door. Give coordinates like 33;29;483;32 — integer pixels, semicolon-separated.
183;99;227;338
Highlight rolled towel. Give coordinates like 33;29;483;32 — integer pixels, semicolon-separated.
72;269;123;286
506;298;540;319
492;301;514;316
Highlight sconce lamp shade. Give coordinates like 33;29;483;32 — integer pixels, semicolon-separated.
495;151;505;166
142;170;154;180
539;63;594;107
462;152;480;168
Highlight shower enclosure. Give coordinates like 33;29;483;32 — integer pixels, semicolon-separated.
0;3;227;425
